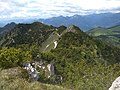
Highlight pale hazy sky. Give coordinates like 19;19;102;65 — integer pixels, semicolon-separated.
0;0;120;20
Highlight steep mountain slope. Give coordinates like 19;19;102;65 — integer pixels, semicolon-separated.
87;25;120;48
44;27;120;89
0;22;16;34
0;22;80;52
0;22;16;45
39;13;120;31
0;22;120;63
0;22;57;48
51;30;120;64
0;22;120;90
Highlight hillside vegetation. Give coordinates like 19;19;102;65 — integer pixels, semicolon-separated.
0;22;120;90
87;25;120;48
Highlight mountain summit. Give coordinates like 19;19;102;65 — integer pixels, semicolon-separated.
0;22;16;34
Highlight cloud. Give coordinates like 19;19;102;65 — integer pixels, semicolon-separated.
0;0;120;20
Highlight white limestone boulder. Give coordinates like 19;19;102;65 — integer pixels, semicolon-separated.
109;76;120;90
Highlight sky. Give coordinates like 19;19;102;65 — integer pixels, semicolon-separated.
0;0;120;20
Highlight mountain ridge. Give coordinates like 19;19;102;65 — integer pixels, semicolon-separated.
0;22;16;34
0;22;120;63
39;13;120;31
0;22;120;90
1;13;120;31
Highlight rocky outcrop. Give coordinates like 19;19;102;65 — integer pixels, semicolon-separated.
23;60;63;84
47;61;55;78
54;41;58;49
65;25;80;34
23;62;39;81
109;76;120;90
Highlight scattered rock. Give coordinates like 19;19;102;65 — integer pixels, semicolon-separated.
23;62;39;81
23;60;62;83
54;41;58;49
109;76;120;90
47;61;54;78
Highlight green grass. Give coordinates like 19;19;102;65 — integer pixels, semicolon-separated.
41;31;60;52
0;67;68;90
87;25;120;48
87;25;120;36
87;27;109;36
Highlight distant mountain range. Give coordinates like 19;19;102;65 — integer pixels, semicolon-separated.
39;13;120;31
0;18;37;27
0;13;120;31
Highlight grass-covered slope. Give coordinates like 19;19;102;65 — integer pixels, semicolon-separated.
41;31;60;52
0;67;67;90
87;25;120;48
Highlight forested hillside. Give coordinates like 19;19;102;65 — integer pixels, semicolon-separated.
0;22;120;90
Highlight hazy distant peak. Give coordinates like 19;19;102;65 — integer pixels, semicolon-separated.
4;22;16;28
